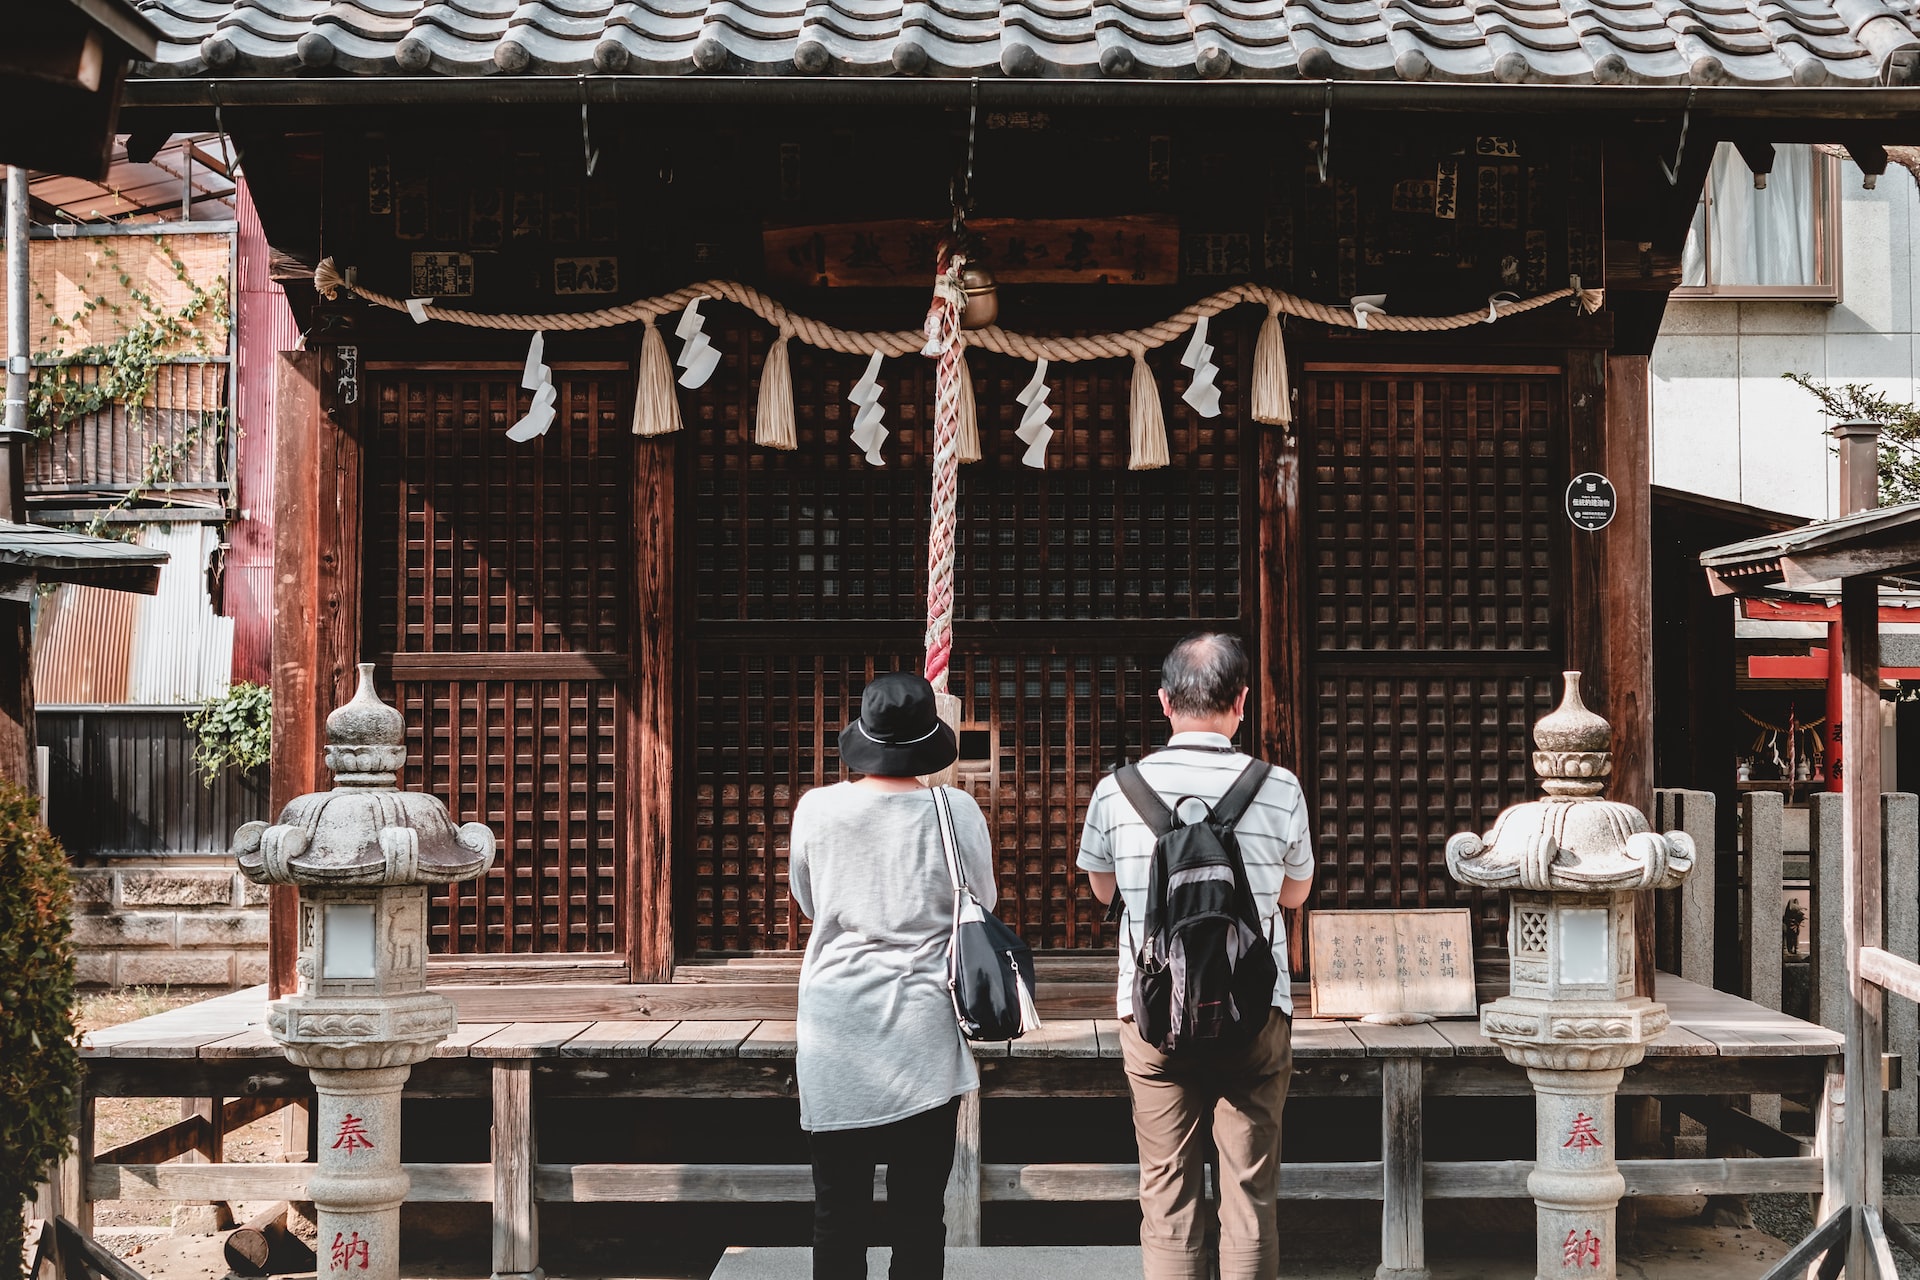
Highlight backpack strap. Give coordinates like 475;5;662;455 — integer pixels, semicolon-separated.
1207;761;1272;833
1114;763;1175;838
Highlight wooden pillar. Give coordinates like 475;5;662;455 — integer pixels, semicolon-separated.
491;1060;540;1280
1377;1057;1427;1280
270;352;320;999
944;1091;982;1247
629;436;675;983
269;348;362;997
1841;572;1884;1278
1257;426;1308;972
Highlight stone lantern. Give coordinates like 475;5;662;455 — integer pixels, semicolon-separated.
1445;671;1695;1280
232;664;495;1280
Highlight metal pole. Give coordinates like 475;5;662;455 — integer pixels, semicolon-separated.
3;166;30;522
5;167;27;431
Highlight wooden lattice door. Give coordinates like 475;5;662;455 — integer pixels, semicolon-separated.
1302;366;1564;954
365;363;632;956
686;319;1251;954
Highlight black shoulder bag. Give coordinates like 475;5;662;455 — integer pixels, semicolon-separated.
934;786;1041;1042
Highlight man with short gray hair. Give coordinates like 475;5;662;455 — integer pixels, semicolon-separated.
1079;631;1314;1280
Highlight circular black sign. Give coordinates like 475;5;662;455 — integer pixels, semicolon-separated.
1566;473;1617;532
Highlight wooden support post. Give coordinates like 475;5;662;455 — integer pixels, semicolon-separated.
1841;571;1885;1280
491;1061;540;1280
269;348;361;997
1377;1056;1427;1280
1808;1059;1846;1280
1744;791;1786;1129
629;436;675;983
1812;792;1847;1036
42;1090;92;1238
1884;793;1919;1138
1609;355;1655;999
1257;426;1309;973
269;352;321;998
945;1090;982;1247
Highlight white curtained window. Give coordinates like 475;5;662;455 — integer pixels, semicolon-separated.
1680;143;1836;297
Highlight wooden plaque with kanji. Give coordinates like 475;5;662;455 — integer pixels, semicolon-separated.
1307;908;1478;1020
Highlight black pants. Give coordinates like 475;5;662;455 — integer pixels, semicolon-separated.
807;1096;962;1280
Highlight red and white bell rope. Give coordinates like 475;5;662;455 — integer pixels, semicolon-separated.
921;256;967;694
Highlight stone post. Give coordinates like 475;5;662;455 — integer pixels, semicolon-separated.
232;665;495;1280
1447;672;1695;1280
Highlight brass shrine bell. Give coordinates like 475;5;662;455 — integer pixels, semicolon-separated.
959;264;999;330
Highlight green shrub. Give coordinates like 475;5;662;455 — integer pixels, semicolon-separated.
185;681;272;786
0;785;80;1280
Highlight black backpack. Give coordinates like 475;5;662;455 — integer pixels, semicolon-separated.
1116;759;1278;1055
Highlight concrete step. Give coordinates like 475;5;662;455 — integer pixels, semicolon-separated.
710;1247;1141;1278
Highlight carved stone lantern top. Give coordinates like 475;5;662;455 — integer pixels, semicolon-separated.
233;664;495;887
1445;672;1695;894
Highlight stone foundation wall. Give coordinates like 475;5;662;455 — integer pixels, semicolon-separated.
71;860;270;989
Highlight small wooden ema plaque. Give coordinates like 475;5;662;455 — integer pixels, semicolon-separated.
1307;909;1478;1021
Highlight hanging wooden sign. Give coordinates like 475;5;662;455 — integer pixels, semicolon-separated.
763;215;1180;288
1308;908;1478;1020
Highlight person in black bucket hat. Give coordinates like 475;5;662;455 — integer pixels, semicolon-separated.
791;668;990;1278
837;671;959;777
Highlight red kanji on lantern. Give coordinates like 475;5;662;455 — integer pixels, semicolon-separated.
1563;1112;1603;1152
333;1113;375;1152
330;1232;370;1272
1562;1229;1601;1268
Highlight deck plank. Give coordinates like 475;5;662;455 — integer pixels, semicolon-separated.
435;1023;511;1057
197;1026;283;1059
739;1022;797;1059
1290;1018;1367;1057
1010;1022;1100;1059
564;1021;679;1058
1094;1021;1128;1059
1349;1022;1455;1057
468;1023;596;1058
649;1021;759;1058
1431;1020;1502;1057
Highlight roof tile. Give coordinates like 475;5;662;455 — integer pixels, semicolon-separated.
129;0;1920;82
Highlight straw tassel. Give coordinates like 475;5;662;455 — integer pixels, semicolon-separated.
955;348;981;464
1128;349;1170;471
631;317;684;437
1252;301;1292;427
754;328;796;450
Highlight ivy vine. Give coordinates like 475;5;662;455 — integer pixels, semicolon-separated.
185;681;272;786
25;239;230;537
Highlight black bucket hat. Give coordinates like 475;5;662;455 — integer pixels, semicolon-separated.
839;672;959;777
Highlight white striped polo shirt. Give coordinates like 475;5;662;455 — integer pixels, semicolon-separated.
1076;731;1315;1018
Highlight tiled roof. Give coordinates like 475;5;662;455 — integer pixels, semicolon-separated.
133;0;1920;86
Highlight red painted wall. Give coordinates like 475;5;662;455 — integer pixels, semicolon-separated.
227;177;297;686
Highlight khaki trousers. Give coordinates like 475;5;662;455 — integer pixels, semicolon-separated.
1120;1012;1294;1280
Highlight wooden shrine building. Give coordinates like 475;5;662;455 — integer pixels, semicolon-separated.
73;5;1920;1269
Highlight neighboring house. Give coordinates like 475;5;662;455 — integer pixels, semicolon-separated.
3;139;288;988
1647;142;1920;1133
1653;144;1920;519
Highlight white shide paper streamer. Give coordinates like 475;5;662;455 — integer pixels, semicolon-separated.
674;298;721;389
506;330;556;442
1015;357;1054;469
1180;316;1222;419
847;351;888;466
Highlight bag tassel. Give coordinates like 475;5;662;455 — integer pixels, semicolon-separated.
1128;349;1170;471
1015;964;1043;1034
1252;301;1292;427
631;316;684;437
955;348;981;464
753;328;797;450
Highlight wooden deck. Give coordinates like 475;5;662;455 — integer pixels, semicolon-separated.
65;973;1843;1280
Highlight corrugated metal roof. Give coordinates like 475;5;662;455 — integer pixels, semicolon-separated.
33;582;136;703
0;521;168;593
130;0;1920;86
